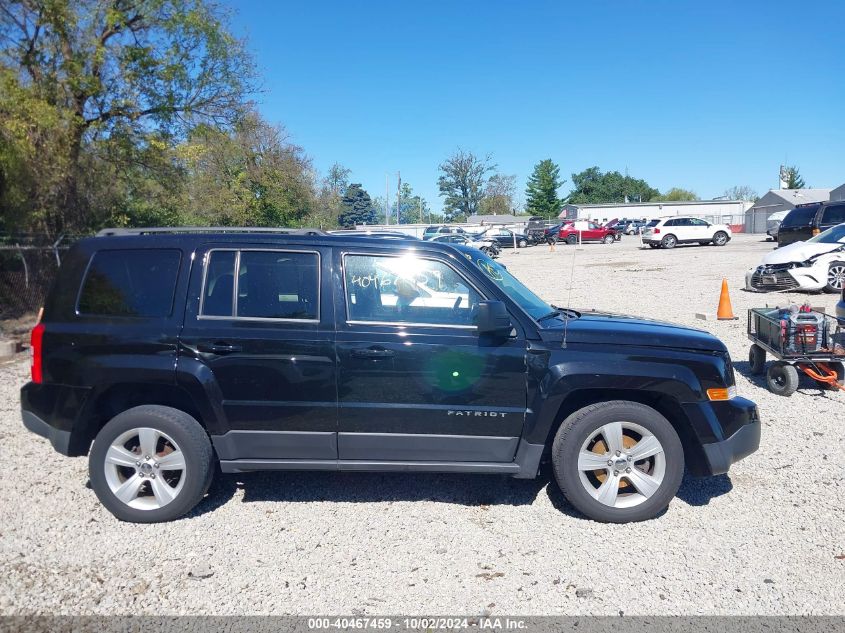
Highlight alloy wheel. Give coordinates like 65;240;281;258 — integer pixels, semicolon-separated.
103;427;186;510
828;264;845;290
576;421;666;508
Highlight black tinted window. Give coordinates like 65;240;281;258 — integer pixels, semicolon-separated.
78;249;181;317
237;251;319;320
781;205;819;228
201;250;237;316
822;204;845;226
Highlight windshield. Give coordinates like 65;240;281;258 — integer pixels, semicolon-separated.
470;252;553;320
781;205;819;228
807;223;845;244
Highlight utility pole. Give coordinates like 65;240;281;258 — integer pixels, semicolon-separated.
385;174;390;226
396;172;401;225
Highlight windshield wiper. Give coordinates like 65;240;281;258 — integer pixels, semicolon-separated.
541;305;580;321
537;310;562;322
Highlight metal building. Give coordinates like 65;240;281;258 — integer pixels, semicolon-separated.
743;188;833;233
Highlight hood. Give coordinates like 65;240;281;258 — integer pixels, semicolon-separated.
545;311;726;352
760;240;844;265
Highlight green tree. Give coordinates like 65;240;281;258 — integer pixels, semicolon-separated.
524;160;562;217
437;149;494;220
654;187;698;201
479;173;517;216
782;165;806;189
565;167;659;204
0;0;255;235
307;163;351;228
176;112;316;228
393;182;429;224
338;183;376;227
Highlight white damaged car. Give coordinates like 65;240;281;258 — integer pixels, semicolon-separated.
746;223;845;293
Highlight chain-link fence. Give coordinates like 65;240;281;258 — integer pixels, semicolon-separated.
0;235;80;320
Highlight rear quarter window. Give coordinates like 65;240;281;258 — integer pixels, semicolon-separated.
77;249;182;317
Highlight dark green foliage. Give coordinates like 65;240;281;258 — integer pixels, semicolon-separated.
339;183;377;227
783;166;805;189
566;167;660;204
525;160;563;217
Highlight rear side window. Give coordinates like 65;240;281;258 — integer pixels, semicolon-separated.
822;204;845;226
781;205;819;228
200;250;319;321
78;249;181;317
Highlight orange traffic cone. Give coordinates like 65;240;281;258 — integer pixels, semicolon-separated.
716;278;738;320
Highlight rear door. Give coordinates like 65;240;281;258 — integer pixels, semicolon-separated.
179;244;337;461
333;247;528;463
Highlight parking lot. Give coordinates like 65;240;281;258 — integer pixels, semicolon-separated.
0;233;843;615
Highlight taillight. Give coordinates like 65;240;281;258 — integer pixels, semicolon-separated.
653;228;660;234
30;322;44;384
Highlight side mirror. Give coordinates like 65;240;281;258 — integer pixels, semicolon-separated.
476;301;512;338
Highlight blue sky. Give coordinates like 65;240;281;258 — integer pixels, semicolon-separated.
227;0;844;212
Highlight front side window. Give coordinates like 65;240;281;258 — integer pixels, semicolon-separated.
78;249;181;317
201;250;319;320
344;254;481;326
689;218;708;226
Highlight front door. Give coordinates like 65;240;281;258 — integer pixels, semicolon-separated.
333;249;528;463
180;245;337;461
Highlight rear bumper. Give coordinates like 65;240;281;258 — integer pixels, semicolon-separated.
20;382;91;456
22;409;73;455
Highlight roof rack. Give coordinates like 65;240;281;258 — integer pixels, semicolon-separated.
96;226;328;237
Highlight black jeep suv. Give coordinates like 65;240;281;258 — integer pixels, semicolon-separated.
21;227;760;523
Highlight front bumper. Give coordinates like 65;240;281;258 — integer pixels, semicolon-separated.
682;396;761;476
744;264;826;292
701;418;761;476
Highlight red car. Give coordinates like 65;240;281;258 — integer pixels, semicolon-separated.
558;220;618;244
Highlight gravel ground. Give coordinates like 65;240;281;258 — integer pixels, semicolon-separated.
0;233;843;616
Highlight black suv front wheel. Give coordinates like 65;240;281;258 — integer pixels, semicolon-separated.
89;405;214;523
551;401;684;523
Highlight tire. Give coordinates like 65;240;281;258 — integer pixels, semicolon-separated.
89;405;214;523
551;401;684;523
518;239;528;248
566;235;578;245
480;246;491;256
661;234;677;249
824;261;845;293
748;344;766;375
712;231;729;246
603;234;614;244
766;362;799;397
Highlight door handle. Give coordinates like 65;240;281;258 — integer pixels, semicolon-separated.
198;342;242;354
352;347;395;360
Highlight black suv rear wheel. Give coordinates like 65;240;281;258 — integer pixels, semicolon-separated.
551;401;684;523
89;405;214;523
